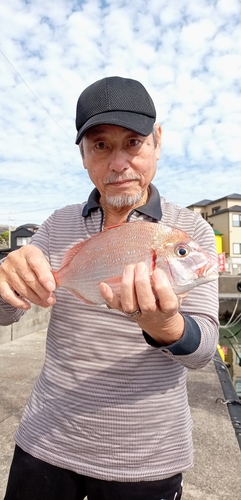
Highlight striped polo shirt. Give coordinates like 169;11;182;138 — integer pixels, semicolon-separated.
0;184;219;481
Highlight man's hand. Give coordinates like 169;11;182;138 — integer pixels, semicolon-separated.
0;246;56;309
100;262;185;345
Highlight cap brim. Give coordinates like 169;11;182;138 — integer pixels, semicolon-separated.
75;111;155;144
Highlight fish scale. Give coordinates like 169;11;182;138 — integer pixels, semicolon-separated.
52;221;218;305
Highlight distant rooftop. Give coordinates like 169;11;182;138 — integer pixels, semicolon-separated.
225;193;241;199
188;193;241;207
13;223;40;232
189;199;213;207
209;205;241;217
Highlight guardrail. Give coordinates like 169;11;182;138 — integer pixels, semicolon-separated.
214;351;241;451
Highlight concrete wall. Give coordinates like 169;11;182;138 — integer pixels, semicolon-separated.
219;275;241;318
0;305;51;345
219;275;241;293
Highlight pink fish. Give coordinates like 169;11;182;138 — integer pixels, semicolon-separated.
52;221;218;305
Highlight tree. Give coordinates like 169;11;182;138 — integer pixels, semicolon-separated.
0;231;9;246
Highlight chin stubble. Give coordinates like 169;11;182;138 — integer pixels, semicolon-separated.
103;174;144;208
105;191;144;208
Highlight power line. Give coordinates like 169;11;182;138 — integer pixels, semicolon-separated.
0;206;62;215
0;47;72;143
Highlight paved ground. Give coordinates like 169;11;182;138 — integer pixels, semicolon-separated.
1;330;241;500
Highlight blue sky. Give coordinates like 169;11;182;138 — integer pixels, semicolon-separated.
0;0;241;227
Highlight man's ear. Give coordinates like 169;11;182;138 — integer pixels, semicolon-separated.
79;141;87;168
154;124;162;160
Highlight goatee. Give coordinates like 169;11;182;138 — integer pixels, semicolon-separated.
105;191;144;208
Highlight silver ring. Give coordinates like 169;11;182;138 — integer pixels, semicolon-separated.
123;307;141;318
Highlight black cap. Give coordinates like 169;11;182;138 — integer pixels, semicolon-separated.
75;76;156;144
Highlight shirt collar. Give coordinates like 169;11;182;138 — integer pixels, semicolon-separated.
82;183;162;221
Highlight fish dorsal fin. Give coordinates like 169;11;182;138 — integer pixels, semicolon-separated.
60;240;87;269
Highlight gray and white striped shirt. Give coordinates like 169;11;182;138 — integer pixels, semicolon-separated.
0;185;219;481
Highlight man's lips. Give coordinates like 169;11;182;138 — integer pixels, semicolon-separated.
109;179;135;185
105;178;139;186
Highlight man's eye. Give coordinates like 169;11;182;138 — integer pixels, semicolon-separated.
95;142;106;150
128;139;140;147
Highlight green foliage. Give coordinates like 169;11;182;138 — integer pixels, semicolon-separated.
0;231;9;245
1;231;9;242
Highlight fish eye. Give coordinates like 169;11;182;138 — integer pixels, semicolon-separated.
175;245;190;257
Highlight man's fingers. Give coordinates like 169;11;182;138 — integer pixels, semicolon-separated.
25;251;56;291
0;246;56;308
0;284;31;310
9;247;56;292
99;282;121;311
121;264;139;314
100;264;179;318
133;263;156;314
0;280;56;309
151;268;179;314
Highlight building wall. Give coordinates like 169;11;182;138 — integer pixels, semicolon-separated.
189;197;241;218
11;228;33;251
227;198;241;209
209;212;230;254
191;206;203;215
206;199;228;215
205;197;241;215
0;305;51;345
229;212;241;258
188;196;241;275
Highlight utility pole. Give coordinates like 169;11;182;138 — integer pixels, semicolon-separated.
8;214;15;249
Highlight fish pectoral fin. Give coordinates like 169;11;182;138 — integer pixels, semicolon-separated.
101;275;122;296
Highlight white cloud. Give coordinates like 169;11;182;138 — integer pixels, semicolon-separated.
0;0;241;227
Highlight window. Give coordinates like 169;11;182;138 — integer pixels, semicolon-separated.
16;237;31;246
232;214;241;227
233;243;241;254
212;205;220;214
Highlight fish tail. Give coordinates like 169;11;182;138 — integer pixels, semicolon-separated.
51;270;59;287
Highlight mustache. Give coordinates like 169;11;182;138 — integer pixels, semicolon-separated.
103;174;141;185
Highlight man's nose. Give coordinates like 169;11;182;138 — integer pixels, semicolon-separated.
109;149;129;171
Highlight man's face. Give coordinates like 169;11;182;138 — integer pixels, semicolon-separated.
80;124;162;208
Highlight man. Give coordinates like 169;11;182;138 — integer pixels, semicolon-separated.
0;76;219;500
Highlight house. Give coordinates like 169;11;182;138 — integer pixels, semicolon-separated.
187;194;241;275
0;224;40;259
10;224;40;251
